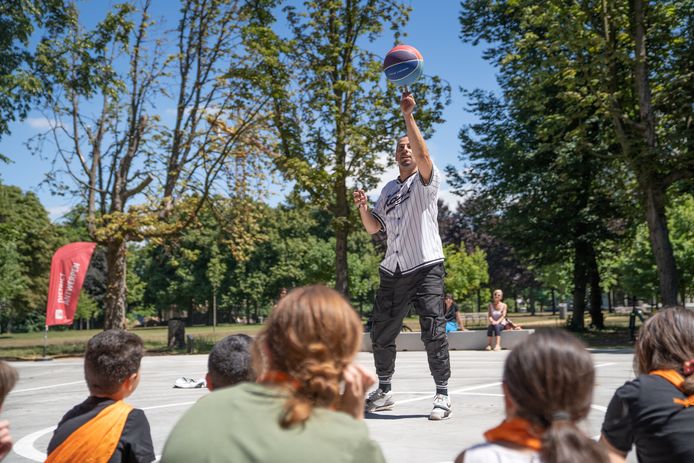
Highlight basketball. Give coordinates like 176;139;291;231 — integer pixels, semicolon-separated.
382;45;424;86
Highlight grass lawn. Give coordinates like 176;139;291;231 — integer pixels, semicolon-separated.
0;311;637;360
0;324;264;360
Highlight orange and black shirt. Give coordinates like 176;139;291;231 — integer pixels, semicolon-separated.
47;396;155;463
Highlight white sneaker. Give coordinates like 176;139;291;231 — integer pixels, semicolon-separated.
429;394;452;420
174;377;206;389
365;388;395;412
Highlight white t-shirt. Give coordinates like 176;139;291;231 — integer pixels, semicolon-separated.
462;442;543;463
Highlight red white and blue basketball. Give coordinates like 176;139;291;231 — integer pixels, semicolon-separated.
382;45;424;86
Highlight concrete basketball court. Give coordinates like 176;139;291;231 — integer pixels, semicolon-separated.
3;348;638;463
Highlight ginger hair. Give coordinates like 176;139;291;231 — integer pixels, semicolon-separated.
253;285;362;428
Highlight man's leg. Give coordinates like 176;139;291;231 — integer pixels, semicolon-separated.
412;263;452;420
368;269;417;411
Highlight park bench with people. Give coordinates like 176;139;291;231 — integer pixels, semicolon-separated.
361;328;534;352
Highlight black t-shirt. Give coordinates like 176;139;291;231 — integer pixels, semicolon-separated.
48;396;156;463
444;302;459;322
601;374;694;463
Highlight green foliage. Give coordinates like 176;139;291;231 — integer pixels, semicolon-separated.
0;0;69;139
248;0;451;292
29;0;278;328
457;0;693;306
0;183;58;330
616;193;694;302
444;244;489;309
0;240;29;326
670;195;694;301
75;291;100;321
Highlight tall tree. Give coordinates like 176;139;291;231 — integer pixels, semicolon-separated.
33;1;276;328
250;0;450;295
458;0;693;306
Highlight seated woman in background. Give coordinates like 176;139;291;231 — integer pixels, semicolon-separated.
456;329;611;463
486;289;507;351
161;285;385;463
600;307;694;463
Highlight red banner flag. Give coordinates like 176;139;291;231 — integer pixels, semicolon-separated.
45;242;96;326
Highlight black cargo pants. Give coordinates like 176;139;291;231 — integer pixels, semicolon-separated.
370;262;451;384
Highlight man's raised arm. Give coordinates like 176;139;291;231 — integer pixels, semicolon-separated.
401;91;433;184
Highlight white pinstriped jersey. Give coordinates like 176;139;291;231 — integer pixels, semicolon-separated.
371;166;444;275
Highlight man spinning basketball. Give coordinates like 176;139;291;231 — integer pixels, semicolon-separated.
353;91;451;421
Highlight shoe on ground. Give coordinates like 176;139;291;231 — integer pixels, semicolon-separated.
493;345;501;351
485;345;492;351
429;394;452;421
365;388;395;412
174;377;207;389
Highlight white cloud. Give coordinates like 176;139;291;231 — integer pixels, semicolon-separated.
27;117;62;130
47;205;71;222
438;187;464;209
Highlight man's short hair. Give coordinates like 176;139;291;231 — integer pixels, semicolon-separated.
207;334;253;389
84;330;144;395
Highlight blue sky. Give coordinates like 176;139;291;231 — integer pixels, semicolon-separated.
0;0;499;220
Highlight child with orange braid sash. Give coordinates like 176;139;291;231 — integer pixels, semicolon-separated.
601;307;694;463
455;329;611;463
161;285;385;463
46;330;155;463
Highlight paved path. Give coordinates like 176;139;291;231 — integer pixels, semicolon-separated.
3;349;638;462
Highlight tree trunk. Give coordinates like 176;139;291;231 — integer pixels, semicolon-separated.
641;181;679;305
103;239;128;330
571;242;589;331
588;245;604;328
334;144;349;296
630;0;679;306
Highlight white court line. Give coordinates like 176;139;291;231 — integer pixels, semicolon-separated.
142;401;196;411
12;361;621;461
391;363;616;405
12;381;85;394
13;401;196;462
12;426;55;462
7;362;83;367
395;382;504;405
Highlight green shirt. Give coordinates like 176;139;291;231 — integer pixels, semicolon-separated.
161;382;385;463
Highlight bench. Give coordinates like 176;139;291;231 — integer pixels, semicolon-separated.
361;329;535;352
463;313;488;328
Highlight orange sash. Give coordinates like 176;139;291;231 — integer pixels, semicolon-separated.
45;400;133;463
650;369;694;408
484;417;543;451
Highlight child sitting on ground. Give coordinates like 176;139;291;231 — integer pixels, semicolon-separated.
206;334;254;391
161;285;385;463
600;306;694;462
0;361;18;461
46;330;155;463
456;329;610;463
